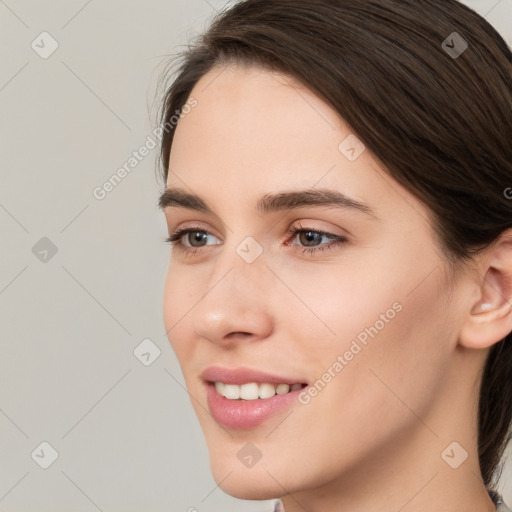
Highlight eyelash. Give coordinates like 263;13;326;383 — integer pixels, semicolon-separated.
164;221;348;257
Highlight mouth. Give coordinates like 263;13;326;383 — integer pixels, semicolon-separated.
213;381;307;400
201;366;308;429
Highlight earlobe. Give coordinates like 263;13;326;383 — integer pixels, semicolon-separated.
460;290;512;350
472;302;493;313
469;267;506;316
459;230;512;350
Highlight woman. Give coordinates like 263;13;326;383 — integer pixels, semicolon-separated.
157;1;512;510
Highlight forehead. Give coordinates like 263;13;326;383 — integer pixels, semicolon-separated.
166;63;431;230
169;63;354;181
179;64;344;144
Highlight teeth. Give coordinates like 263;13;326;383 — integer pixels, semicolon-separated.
223;384;240;400
259;383;276;399
214;382;225;395
214;382;303;400
276;384;290;395
240;383;259;400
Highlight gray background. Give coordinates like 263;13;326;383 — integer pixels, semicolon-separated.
0;1;511;511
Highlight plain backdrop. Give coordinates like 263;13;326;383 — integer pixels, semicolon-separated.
0;1;511;511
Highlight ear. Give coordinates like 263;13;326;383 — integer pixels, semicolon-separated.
459;229;512;350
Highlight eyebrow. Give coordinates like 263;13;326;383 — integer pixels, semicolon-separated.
158;187;376;217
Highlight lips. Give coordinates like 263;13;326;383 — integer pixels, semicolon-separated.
201;366;308;429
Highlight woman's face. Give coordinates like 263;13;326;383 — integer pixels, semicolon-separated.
162;64;475;500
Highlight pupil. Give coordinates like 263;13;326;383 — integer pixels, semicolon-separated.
190;232;206;247
301;230;320;246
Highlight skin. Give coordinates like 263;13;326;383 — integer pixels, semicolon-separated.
162;63;512;512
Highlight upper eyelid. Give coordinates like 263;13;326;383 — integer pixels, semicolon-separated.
169;223;220;239
168;217;348;235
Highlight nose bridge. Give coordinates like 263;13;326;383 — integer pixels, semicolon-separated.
191;234;273;343
212;231;269;295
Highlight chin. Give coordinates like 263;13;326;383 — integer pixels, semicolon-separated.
202;438;288;500
210;463;285;501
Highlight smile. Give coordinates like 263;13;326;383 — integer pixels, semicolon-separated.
201;366;309;429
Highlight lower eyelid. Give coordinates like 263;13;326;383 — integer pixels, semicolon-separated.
300;238;347;252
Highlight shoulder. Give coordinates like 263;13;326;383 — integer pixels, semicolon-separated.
497;501;512;512
273;499;285;512
489;489;512;512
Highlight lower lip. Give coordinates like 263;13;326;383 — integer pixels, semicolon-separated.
205;382;305;429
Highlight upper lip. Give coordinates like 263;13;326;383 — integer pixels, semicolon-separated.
201;366;307;386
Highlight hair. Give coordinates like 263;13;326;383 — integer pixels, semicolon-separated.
156;0;512;490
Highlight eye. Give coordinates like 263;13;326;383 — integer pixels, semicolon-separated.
164;221;348;256
285;221;348;255
164;225;220;255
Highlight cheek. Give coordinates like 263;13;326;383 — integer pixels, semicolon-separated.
269;254;404;354
280;244;451;410
332;275;449;424
163;264;197;358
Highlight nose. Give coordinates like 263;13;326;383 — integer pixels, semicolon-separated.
191;248;274;348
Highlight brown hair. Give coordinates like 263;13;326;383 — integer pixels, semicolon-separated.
156;0;512;490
